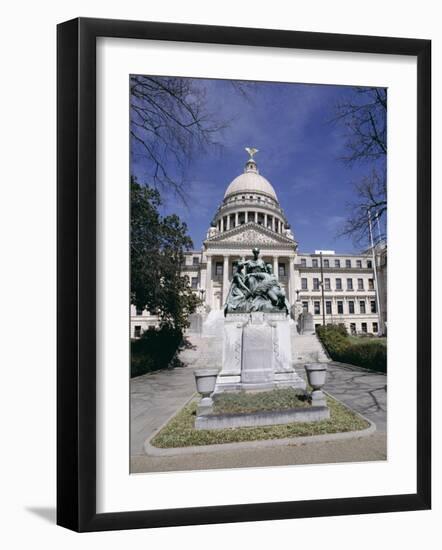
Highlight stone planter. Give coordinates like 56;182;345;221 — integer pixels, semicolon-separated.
304;363;328;407
194;368;219;415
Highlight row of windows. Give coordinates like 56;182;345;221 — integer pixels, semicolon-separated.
304;300;377;315
315;322;379;334
226;194;276;205
301;277;374;291
300;258;372;269
189;256;373;269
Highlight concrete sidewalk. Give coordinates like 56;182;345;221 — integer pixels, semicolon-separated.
130;336;387;472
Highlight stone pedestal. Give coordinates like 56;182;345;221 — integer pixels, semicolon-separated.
215;312;306;393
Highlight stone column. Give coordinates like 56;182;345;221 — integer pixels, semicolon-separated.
222;255;230;305
254;211;258;223
205;254;212;309
273;256;279;280
235;212;238;226
226;215;230;231
264;213;268;228
288;257;296;304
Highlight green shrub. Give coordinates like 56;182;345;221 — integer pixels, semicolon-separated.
131;327;183;377
316;324;386;372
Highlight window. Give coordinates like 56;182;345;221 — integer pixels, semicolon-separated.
312;259;319;268
278;263;286;277
350;323;356;335
215;262;223;276
361;322;368;333
347;278;353;290
314;301;320;315
192;256;199;265
367;260;373;268
368;278;374;290
302;301;309;312
348;300;355;314
323;259;329;268
335;259;341;268
357;278;364;290
136;306;143;315
326;301;332;314
191;277;198;289
356;260;362;268
337;301;343;314
301;278;308;290
336;278;342;290
346;259;351;268
371;300;377;313
301;258;307;267
324;278;331;290
360;301;366;314
223;216;227;231
134;325;141;338
313;278;320;290
373;322;379;333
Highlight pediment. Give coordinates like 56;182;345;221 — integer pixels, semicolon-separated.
205;222;296;248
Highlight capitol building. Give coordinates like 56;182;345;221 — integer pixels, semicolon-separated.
131;151;386;338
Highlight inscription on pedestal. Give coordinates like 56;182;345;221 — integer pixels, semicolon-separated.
241;321;273;385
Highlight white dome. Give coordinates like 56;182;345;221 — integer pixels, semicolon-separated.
224;171;278;201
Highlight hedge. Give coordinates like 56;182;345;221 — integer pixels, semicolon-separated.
131;327;183;378
316;324;387;373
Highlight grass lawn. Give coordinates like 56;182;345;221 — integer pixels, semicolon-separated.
151;390;369;448
212;388;310;414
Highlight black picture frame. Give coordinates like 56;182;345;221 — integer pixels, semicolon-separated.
57;17;431;532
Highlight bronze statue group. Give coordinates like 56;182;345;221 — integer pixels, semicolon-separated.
224;247;290;315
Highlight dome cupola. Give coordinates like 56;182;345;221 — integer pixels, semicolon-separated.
224;147;278;201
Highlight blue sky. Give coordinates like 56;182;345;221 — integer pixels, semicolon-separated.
131;78;385;253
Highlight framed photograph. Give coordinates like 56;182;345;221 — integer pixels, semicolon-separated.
57;17;431;532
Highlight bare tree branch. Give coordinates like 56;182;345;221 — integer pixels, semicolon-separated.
130;75;230;201
332;87;387;248
337;170;387;247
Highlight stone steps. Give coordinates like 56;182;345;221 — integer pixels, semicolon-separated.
291;327;330;364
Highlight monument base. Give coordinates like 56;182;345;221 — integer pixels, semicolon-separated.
195;406;330;430
215;312;306;393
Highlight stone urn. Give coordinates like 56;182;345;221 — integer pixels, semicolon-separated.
304;363;328;407
194;368;219;415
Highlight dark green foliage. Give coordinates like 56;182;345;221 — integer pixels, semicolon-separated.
131;177;200;332
131;327;183;378
317;324;386;373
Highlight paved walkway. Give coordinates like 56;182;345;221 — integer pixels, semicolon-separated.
130;335;387;472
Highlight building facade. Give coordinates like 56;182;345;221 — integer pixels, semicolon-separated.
131;153;385;337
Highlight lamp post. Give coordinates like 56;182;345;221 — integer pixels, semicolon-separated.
368;209;382;336
319;252;326;326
